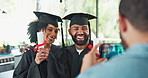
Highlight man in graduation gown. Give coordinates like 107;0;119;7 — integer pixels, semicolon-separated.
47;13;97;78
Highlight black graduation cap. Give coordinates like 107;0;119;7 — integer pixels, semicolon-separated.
63;13;97;26
34;11;65;50
28;11;63;43
34;11;62;27
34;11;65;46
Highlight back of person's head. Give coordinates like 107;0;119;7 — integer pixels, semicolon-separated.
119;0;148;32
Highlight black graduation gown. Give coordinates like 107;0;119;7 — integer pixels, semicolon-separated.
47;41;93;78
13;45;60;78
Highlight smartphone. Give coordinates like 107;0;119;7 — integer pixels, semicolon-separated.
99;43;124;59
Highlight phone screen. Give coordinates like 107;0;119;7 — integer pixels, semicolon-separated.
99;43;124;59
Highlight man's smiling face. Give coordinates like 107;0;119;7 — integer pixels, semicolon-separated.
69;24;90;45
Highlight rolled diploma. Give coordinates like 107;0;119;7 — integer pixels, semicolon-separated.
37;32;44;48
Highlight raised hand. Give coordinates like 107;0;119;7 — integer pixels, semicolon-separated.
80;43;107;73
35;48;50;64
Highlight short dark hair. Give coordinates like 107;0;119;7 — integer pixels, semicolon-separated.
119;0;148;32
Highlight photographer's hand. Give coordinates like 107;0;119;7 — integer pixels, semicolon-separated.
80;43;107;73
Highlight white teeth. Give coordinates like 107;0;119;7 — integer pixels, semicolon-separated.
77;36;84;39
77;37;83;39
48;36;53;40
78;37;83;38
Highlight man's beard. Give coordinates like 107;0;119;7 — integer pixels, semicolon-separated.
71;34;89;46
120;32;128;50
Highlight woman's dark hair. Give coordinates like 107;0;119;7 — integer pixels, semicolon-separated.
27;20;48;43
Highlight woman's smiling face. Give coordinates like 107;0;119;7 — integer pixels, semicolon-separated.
43;24;59;44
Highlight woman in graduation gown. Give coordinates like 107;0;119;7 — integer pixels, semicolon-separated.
13;11;62;78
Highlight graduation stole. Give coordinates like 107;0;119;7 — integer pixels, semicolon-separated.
34;40;47;52
87;44;93;53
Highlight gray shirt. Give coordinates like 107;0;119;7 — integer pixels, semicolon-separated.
77;43;148;78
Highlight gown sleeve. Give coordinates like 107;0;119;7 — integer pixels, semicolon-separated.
13;47;41;78
47;47;71;78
